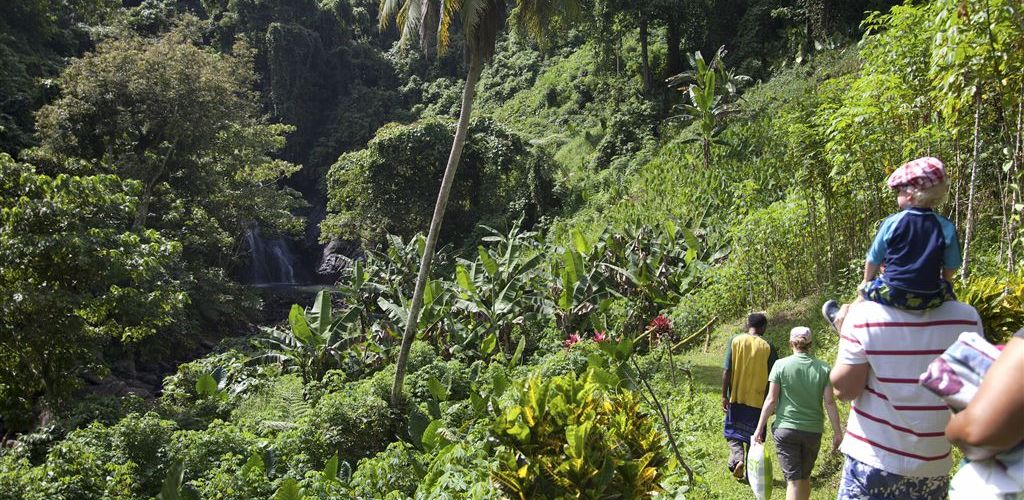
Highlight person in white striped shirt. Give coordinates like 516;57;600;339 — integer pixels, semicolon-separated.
829;299;982;499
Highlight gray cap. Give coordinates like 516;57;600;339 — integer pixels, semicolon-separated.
789;326;812;341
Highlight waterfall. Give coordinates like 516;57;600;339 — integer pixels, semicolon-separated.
243;226;299;285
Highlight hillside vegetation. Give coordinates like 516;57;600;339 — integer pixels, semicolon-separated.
0;0;1021;498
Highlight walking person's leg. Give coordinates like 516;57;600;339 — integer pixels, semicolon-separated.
727;438;746;478
773;428;820;500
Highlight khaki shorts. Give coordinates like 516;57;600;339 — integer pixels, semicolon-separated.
772;427;822;481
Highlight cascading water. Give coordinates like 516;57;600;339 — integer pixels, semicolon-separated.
243;226;299;285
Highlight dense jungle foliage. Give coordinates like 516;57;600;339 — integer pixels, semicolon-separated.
0;0;1021;498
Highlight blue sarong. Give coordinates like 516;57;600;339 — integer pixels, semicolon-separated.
724;402;761;442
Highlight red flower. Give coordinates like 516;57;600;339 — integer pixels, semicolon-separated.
593;331;608;342
563;333;582;349
649;314;672;332
648;314;673;343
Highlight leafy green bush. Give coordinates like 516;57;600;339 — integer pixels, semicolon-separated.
160;350;257;428
349;442;425;499
36;412;176;498
0;453;43;500
957;273;1024;344
166;421;259;483
55;394;149;434
407;340;439;373
278;382;394;473
408;359;471;404
322;117;556;248
189;450;276;500
491;369;669;498
536;339;605;378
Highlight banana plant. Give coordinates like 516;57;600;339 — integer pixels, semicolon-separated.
666;46;750;171
597;222;703;336
156;461;199;500
450;221;545;358
545;228;616;335
251;290;358;385
369;234;453;348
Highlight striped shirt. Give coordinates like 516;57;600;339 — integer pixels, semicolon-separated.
835;300;983;477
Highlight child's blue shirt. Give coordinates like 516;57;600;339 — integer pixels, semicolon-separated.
866;207;961;293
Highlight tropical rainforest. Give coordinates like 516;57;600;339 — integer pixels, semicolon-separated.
0;0;1021;498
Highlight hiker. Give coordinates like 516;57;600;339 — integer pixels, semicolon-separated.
830;298;983;499
752;326;842;500
823;156;961;332
722;312;778;479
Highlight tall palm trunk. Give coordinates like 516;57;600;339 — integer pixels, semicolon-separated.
391;54;483;408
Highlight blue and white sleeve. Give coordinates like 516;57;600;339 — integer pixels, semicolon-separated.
865;214;900;265
939;216;962;269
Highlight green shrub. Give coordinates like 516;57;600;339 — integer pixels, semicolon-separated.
189;451;276;500
407;359;471;404
278;382;395;473
55;394;148;433
407;340;439;373
232;374;310;431
0;453;43;500
491;369;669;498
38;412;176;498
160;350;260;429
349;442;425;499
167;421;259;483
536;339;604;378
957;273;1024;344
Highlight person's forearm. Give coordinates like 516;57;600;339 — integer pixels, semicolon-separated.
721;369;731;399
755;397;777;435
945;338;1024;451
942;267;957;281
825;400;842;435
863;262;880;283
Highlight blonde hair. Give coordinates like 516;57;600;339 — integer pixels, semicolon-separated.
790;337;812;352
904;180;950;209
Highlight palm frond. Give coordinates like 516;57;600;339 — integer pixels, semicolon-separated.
378;0;406;30
438;0;463;55
511;0;580;49
464;0;505;61
397;0;424;49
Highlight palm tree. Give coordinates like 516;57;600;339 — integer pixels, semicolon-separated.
379;0;579;408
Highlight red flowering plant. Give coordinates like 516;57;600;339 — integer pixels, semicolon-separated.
563;332;582;349
646;314;674;345
593;330;608;342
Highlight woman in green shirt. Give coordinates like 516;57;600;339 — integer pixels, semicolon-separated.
753;326;843;500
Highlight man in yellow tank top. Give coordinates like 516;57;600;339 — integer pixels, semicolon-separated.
722;313;778;479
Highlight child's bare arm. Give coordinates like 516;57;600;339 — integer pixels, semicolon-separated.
942;267;957;281
862;262;880;283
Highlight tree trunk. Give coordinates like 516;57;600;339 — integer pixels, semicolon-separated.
391;54;483;408
666;20;683;76
1008;84;1023;273
638;12;651;93
702;138;711;171
420;0;440;59
961;89;982;284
